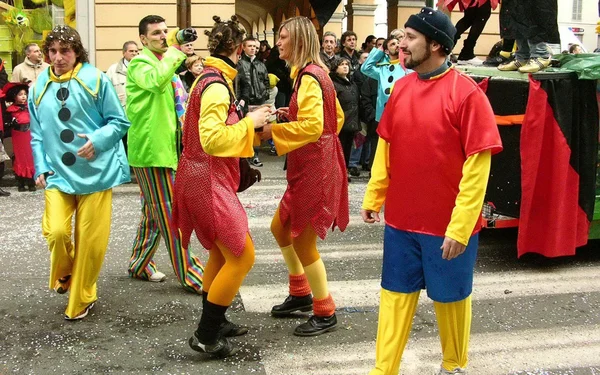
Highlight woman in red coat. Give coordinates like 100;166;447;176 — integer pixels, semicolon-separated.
260;16;349;337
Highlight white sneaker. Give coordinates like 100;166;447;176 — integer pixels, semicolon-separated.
437;367;466;374
456;57;483;66
149;271;166;282
65;302;95;321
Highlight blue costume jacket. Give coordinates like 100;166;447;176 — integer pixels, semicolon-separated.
360;48;411;122
29;63;130;194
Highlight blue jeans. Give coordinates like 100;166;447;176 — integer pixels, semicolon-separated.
349;143;362;168
515;39;550;61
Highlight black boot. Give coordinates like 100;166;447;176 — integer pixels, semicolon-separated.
0;187;10;197
271;294;313;317
27;178;36;192
189;300;237;358
457;39;476;61
293;313;338;337
202;291;248;337
17;176;26;192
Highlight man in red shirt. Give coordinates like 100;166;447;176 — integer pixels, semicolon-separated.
361;7;502;375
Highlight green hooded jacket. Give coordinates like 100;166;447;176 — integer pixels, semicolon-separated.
126;47;185;169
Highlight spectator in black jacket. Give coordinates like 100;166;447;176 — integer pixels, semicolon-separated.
237;37;269;167
360;77;379;175
236;37;269;111
330;57;360;180
320;31;337;71
265;46;292;108
338;31;360;80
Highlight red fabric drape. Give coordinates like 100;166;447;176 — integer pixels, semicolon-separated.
517;78;590;257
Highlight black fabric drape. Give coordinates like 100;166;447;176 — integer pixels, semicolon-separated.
309;0;342;27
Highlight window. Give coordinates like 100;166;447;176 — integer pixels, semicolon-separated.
572;0;582;21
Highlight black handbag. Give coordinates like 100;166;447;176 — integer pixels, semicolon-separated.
237;158;261;192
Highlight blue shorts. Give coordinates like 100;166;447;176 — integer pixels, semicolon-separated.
381;225;478;303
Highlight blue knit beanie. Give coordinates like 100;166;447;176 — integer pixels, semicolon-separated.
404;7;456;54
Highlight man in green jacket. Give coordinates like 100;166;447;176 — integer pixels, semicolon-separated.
126;15;204;292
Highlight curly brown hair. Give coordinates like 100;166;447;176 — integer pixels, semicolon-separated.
204;15;245;56
43;25;89;64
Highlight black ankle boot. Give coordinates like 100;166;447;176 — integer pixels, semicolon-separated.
17;177;26;192
0;187;10;197
202;291;248;337
293;313;338;337
189;301;237;358
271;294;313;317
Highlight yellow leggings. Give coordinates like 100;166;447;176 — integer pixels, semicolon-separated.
270;205;331;300
202;233;255;306
369;289;472;375
42;189;112;319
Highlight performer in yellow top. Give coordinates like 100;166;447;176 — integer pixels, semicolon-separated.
260;16;349;337
173;15;270;358
361;8;502;375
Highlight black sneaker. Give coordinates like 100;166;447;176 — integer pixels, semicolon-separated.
219;319;248;337
250;157;263;167
483;54;511;67
293;314;338;336
271;294;313;317
189;332;238;358
348;167;360;177
0;187;10;197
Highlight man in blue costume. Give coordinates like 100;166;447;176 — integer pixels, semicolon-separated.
29;25;130;320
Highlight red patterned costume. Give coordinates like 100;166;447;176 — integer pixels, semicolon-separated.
6;104;35;179
173;66;248;257
278;64;349;238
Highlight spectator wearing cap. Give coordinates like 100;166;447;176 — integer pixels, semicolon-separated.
361;7;502;375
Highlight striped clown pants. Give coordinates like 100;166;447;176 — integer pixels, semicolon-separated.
128;167;204;293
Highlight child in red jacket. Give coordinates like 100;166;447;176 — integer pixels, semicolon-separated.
3;82;35;192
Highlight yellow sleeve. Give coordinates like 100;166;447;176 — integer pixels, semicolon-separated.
199;83;255;157
445;150;492;245
336;97;344;134
361;138;390;212
271;75;324;155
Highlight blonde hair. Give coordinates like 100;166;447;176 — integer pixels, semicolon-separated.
185;55;203;70
278;17;327;71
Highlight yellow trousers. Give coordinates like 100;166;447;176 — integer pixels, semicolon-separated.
369;289;471;375
43;189;113;319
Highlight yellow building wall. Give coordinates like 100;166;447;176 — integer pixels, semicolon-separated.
94;0;234;71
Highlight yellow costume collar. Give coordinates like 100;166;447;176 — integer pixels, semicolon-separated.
49;63;83;82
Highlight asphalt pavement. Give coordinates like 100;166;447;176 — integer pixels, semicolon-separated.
1;154;600;375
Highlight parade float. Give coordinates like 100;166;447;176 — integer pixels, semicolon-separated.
458;56;600;258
